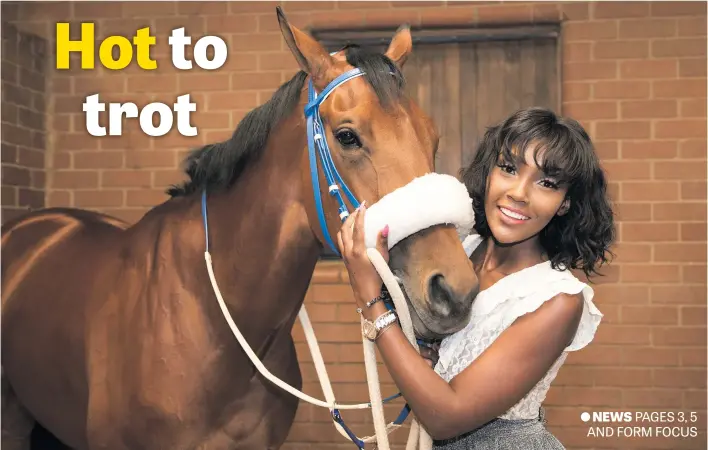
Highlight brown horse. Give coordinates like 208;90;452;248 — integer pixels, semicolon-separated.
1;9;479;450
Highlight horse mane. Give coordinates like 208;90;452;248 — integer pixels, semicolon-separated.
166;44;406;198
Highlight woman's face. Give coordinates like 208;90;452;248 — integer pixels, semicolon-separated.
484;146;570;246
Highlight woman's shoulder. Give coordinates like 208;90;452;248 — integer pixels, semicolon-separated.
473;262;602;352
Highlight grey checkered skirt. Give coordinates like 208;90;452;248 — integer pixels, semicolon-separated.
432;409;565;450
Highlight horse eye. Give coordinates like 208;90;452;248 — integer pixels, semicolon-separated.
335;130;361;149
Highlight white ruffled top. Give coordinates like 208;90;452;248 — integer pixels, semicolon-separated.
434;237;603;420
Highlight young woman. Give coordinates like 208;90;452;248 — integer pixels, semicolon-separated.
336;107;616;448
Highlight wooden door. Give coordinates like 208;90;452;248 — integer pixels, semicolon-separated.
402;38;560;178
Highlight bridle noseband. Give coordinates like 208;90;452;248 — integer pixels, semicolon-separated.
304;68;366;256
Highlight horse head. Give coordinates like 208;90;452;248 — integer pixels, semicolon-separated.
277;8;480;340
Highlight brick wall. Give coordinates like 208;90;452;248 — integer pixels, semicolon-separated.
4;1;707;449
1;20;47;224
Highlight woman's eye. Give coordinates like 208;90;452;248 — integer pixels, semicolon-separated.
335;130;362;149
540;179;559;190
497;163;516;174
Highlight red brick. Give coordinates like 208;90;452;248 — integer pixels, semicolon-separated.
364;9;421;27
655;243;707;262
564;61;617;81
622;264;681;283
545;387;622;407
595;40;649;59
52;171;98;189
681;181;707;200
594;368;653;387
680;98;707;118
654;202;706;221
679;58;707;77
652;38;707;58
624;389;683;408
622;305;680;325
229;33;283;52
655;368;706;388
177;2;227;15
596;121;650;139
179;74;229;92
74;190;124;207
681;222;707;241
651;1;707;17
47;191;71;207
125;151;175;169
231;72;283;91
564;21;618;41
74;151;124;169
595;80;650;99
101;170;152;188
653;327;706;346
622;141;677;159
205;15;258;34
615;203;652;221
682;265;707;283
655;161;706;180
614;243;652;262
618;18;677;38
476;4;533;23
622;347;680;366
151;17;206;36
126;189;169;207
681;306;707;326
681;348;708;366
655;119;707;139
622;222;679;241
620;59;678;79
229;1;278;14
561;82;591;101
564;101;617;120
206;92;258;111
677;17;708;37
594;141;619;160
595;1;649;18
679;140;707;158
190;112;231;131
594;285;650;304
127;75;178;93
654;79;707;98
651;285;707;304
281;1;336;11
621;99;677;119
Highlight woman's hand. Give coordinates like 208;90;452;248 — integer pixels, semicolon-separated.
336;202;390;310
419;341;441;368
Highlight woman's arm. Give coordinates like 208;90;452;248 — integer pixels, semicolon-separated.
337;205;584;440
370;292;583;439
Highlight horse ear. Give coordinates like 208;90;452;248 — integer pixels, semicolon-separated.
385;24;413;68
276;7;335;85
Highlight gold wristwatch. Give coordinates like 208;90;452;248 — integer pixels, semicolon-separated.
361;310;398;341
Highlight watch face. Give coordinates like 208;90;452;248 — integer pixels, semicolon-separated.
362;321;377;339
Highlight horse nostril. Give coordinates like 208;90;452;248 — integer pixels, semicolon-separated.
428;274;455;316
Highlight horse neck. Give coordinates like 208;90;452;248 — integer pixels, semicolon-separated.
200;110;322;344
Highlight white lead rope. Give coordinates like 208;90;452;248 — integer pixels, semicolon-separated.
205;248;431;450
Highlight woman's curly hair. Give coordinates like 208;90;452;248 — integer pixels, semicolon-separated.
460;107;616;280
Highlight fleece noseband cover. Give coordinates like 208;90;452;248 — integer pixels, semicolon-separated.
363;173;478;255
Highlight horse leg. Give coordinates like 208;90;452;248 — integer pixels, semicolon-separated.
2;369;35;450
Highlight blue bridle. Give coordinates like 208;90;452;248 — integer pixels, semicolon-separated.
304;69;413;447
304;68;365;256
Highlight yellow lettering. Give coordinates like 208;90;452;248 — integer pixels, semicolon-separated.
55;22;95;69
99;36;133;70
133;27;157;70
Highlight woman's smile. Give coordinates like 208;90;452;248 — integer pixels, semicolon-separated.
497;206;531;224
